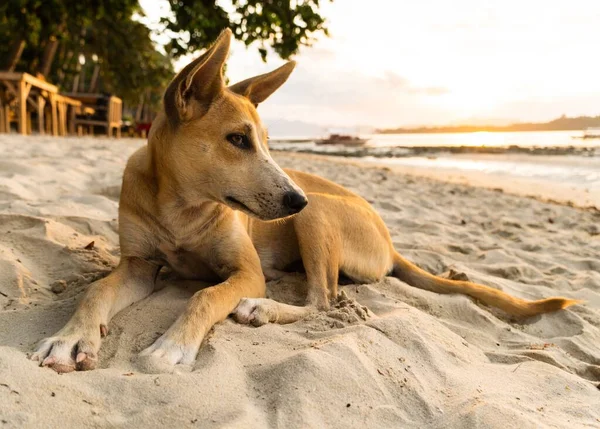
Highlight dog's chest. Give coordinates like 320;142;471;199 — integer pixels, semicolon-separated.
157;240;218;281
152;207;225;280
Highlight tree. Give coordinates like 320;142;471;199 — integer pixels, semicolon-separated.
0;0;330;113
163;0;330;61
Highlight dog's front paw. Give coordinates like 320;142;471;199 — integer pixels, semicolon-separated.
137;322;203;373
30;323;106;373
232;298;274;326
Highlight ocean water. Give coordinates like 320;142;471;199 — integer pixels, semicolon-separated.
269;131;600;198
271;130;600;153
368;130;600;148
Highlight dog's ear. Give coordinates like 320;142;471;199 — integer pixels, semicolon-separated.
164;28;232;123
228;61;296;105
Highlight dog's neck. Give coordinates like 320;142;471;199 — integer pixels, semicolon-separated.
146;114;223;230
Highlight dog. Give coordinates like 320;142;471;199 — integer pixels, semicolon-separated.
31;29;579;373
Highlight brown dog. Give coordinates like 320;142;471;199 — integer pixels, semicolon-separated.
31;29;579;373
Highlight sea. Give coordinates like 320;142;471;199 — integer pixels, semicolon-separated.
270;131;600;204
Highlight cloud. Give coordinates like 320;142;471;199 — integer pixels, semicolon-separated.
257;64;451;127
380;72;448;95
159;0;600;128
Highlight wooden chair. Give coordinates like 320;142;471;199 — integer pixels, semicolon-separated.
63;93;123;138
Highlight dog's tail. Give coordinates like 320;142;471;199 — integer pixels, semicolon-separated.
392;251;581;317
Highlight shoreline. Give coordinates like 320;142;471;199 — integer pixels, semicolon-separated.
274;151;600;211
270;142;600;157
272;151;600;211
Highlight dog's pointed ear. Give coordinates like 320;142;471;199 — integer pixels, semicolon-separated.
164;28;232;123
228;61;296;105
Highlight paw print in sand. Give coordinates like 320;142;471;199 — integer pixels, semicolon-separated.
325;290;371;328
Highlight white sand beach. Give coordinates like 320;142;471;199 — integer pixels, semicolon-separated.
0;135;599;428
360;153;600;210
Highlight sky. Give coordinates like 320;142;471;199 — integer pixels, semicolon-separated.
139;0;600;128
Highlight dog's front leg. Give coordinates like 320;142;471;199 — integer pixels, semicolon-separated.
31;257;159;373
139;267;265;369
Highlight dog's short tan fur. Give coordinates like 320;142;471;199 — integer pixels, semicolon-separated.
31;30;579;373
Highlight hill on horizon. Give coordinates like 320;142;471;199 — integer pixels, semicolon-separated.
379;115;600;134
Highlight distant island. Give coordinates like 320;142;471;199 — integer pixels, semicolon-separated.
379;115;600;134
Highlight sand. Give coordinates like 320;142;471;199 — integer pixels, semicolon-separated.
360;154;600;210
0;134;599;428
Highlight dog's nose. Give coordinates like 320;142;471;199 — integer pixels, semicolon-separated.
282;191;308;213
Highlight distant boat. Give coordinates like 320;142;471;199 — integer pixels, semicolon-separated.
315;133;369;146
573;127;600;139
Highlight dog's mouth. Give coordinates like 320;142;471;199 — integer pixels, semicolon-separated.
225;196;260;217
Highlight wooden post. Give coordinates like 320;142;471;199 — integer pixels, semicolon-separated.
58;101;67;136
45;107;51;134
57;101;62;136
107;98;113;138
18;80;28;135
50;94;58;136
68;105;76;135
4;102;11;133
37;96;46;135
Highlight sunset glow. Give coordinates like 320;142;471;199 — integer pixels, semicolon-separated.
141;0;600;128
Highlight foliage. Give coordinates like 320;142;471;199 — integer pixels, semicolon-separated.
0;0;330;110
163;0;330;61
0;0;172;106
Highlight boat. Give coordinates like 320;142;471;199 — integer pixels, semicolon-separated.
315;133;369;146
572;127;600;139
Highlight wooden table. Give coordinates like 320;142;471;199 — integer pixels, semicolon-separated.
0;72;58;135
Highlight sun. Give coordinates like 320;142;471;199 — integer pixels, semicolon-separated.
418;66;513;119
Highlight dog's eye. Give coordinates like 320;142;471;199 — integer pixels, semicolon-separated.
227;133;251;149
